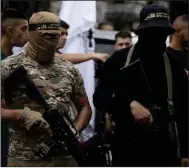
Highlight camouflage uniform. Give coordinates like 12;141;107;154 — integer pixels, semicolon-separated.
1;51;88;166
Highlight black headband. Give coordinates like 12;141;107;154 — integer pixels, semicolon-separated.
29;23;60;31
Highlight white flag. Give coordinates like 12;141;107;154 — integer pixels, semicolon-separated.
59;1;96;140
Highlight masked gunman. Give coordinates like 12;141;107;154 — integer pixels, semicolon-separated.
93;5;182;166
1;12;92;167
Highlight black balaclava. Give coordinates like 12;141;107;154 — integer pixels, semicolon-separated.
136;27;170;57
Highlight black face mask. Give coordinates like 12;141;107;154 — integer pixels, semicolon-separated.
135;28;171;63
139;28;169;42
137;28;170;53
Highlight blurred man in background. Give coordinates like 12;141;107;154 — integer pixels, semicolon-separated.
1;8;28;59
97;22;114;31
114;31;132;51
56;19;69;50
56;19;109;63
1;8;29;167
166;15;188;167
167;15;188;70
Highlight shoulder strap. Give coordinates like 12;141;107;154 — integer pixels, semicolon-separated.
164;52;175;116
122;45;136;69
163;53;173;102
164;53;180;157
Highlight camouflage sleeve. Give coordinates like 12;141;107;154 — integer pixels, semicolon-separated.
71;67;88;106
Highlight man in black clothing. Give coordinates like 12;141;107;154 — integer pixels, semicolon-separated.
93;5;181;166
166;15;188;167
167;15;188;71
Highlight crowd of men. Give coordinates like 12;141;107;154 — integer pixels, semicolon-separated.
1;4;188;167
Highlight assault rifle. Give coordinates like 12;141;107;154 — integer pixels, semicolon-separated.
3;66;106;166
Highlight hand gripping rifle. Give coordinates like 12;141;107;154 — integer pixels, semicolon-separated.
3;66;104;166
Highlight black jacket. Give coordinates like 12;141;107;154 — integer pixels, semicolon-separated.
93;45;188;158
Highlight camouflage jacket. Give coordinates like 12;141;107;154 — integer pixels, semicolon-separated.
1;51;88;160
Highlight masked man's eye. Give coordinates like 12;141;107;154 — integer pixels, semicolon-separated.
42;33;60;39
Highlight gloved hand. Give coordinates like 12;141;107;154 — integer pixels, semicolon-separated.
19;107;52;136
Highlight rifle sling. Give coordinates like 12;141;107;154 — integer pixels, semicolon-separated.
122;45;173;114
